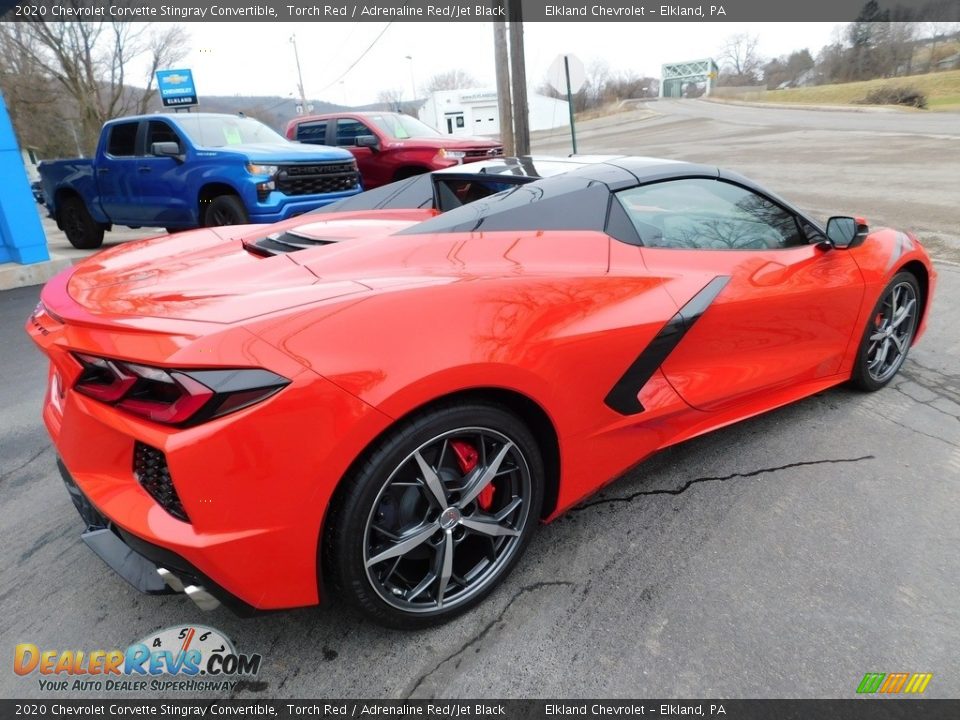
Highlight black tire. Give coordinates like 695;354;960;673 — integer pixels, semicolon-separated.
202;194;249;227
850;271;921;391
59;196;104;249
324;402;544;629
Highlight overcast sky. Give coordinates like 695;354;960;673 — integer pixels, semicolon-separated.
162;22;845;106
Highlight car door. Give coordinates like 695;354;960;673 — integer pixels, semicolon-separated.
614;177;864;412
135;120;194;227
332;117;384;187
96;120;142;223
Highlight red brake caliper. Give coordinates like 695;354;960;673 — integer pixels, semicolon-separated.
450;440;494;510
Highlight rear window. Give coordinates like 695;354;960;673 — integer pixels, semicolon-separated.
107;122;138;156
397;175;610;235
296;121;327;144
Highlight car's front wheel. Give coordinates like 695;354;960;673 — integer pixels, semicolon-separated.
851;271;921;391
203;194;249;227
325;402;543;628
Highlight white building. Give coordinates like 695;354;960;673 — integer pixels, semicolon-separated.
21;147;40;184
420;88;570;137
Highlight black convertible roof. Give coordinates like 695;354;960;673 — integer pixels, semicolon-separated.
264;154;814;254
395;156;721;238
312;154;808;246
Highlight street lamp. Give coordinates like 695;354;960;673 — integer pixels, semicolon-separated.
290;34;307;112
405;55;417;102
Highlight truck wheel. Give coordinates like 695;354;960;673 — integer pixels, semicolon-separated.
60;196;105;250
203;195;249;227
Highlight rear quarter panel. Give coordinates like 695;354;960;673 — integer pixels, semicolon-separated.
247;231;686;516
39;159;105;222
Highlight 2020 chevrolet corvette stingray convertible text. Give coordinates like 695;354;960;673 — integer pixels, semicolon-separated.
27;157;935;627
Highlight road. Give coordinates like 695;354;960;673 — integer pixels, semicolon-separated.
2;100;959;700
537;99;960;262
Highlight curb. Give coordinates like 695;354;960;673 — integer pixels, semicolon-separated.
0;256;73;291
700;97;907;113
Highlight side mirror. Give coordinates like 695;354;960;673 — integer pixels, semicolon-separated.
355;135;379;150
825;216;869;248
151;141;183;161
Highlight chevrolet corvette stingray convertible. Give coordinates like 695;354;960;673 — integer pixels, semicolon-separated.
27;156;935;627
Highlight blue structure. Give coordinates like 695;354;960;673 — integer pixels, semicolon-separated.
0;91;49;265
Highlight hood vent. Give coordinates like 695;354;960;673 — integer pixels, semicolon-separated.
244;230;338;257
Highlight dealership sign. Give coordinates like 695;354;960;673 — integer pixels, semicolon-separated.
156;69;198;108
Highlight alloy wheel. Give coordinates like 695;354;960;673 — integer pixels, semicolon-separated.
866;280;918;383
363;427;532;614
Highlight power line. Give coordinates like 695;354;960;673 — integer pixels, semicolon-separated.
318;23;393;92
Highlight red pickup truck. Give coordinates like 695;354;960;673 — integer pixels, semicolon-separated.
285;111;503;189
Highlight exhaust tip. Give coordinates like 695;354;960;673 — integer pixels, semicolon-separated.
157;567;185;593
184;584;221;611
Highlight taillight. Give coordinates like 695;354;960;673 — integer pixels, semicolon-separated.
73;354;288;427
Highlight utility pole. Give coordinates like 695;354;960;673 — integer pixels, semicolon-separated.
507;0;530;155
492;20;514;156
563;55;578;154
290;34;307;112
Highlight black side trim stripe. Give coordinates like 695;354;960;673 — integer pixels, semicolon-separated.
604;276;730;415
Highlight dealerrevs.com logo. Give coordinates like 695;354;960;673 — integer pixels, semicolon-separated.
14;625;262;693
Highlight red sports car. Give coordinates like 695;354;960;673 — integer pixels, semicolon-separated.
27;157;935;627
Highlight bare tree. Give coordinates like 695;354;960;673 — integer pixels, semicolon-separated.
0;16;188;154
0;23;75;157
922;21;960;71
583;59;611;107
763;48;815;89
423;69;478;93
376;87;405;110
718;33;763;84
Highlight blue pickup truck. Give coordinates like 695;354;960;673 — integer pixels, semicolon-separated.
39;113;362;248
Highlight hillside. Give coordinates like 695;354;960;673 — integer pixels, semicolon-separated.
148;95;350;131
754;70;960;111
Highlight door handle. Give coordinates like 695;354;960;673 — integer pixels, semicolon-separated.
138;166;152;173
96;168;109;174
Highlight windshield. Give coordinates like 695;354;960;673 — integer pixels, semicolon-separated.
367;113;444;139
172;115;287;147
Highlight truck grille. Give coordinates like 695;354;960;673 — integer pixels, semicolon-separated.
276;162;360;196
134;442;189;522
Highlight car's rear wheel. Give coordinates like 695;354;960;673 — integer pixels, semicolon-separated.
203;194;249;227
851;271;921;391
60;196;104;249
325;402;543;628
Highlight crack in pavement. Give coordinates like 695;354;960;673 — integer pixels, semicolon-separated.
0;445;51;484
892;379;960;425
882;413;956;447
572;456;876;511
405;580;576;699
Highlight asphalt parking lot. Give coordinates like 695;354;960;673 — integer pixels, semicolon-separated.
2;100;958;699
